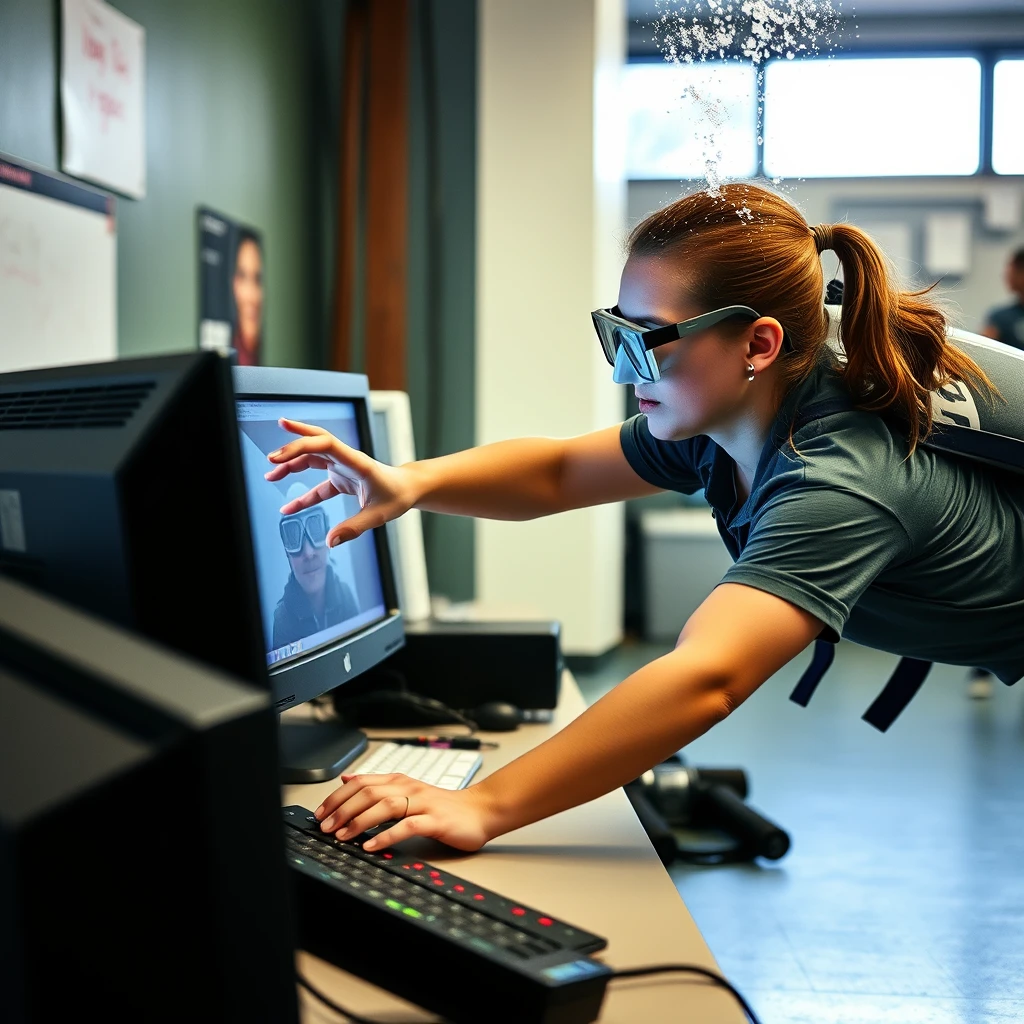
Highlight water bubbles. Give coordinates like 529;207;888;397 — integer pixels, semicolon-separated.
651;0;841;196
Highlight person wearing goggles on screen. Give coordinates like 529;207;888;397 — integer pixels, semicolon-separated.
271;498;358;651
258;182;1021;861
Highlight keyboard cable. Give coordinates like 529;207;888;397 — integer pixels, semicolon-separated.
610;963;762;1024
299;962;762;1024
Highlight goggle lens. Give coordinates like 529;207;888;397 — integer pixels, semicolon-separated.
279;508;329;554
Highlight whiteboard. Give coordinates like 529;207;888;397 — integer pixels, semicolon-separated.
0;155;117;373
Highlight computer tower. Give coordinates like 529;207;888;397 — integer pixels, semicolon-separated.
380;619;563;710
0;577;298;1023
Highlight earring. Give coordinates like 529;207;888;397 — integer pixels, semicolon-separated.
746;363;755;382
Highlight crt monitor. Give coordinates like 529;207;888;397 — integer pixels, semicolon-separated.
0;574;298;1023
0;350;268;690
368;390;432;624
233;366;405;782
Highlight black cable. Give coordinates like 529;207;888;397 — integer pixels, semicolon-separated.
611;963;762;1024
296;972;445;1024
296;972;380;1024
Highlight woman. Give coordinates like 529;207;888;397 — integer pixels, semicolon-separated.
265;183;1024;854
231;228;264;366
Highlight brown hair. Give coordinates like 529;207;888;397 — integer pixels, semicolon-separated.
627;183;991;452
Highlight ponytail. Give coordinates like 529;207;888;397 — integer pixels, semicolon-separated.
816;222;992;452
627;184;994;456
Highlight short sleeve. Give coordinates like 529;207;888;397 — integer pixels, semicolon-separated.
619;415;704;494
721;485;912;641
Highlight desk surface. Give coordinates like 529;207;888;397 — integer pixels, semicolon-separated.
285;673;746;1023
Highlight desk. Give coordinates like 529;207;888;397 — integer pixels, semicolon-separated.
285;672;746;1024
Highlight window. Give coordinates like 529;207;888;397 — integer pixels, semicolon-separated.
993;58;1024;175
623;61;757;180
762;57;982;178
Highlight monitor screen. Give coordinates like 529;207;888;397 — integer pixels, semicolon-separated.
237;397;388;667
232;365;404;769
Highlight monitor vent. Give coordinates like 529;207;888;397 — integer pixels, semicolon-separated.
0;381;157;430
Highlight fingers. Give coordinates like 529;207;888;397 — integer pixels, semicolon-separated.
278;417;328;437
362;816;428;852
333;794;412;842
279;478;339;515
263;453;330;481
268;430;369;477
319;784;402;834
326;506;388;547
267;432;336;467
314;774;403;826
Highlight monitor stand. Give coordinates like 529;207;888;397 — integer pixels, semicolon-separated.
278;720;369;784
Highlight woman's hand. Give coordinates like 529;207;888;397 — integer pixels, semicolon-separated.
264;418;416;545
314;773;502;853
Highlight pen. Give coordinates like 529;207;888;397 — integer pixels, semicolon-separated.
369;736;498;750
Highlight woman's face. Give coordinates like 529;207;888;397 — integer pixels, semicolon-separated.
233;239;264;348
616;256;755;441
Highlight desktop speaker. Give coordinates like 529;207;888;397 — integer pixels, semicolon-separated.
376;619;563;711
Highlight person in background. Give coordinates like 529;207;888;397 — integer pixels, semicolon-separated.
980;246;1024;351
231;228;264;366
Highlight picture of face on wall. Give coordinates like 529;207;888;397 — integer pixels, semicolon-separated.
197;206;265;366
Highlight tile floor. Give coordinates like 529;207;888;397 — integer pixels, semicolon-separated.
573;639;1024;1024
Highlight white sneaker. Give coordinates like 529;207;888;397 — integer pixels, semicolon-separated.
967;670;994;700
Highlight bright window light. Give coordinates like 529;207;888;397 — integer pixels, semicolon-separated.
623;61;757;180
993;59;1024;175
763;57;982;178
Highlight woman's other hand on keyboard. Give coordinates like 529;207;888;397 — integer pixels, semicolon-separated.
313;773;500;853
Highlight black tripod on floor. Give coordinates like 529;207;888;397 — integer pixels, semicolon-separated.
625;753;791;866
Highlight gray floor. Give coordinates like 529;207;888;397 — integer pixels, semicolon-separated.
574;640;1024;1024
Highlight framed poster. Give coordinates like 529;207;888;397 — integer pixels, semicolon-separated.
197;207;265;366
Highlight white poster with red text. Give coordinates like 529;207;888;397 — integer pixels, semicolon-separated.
61;0;145;199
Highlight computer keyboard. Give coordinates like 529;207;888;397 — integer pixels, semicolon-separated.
347;741;482;789
283;805;611;1024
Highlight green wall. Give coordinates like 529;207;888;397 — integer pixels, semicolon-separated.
0;0;320;368
407;0;477;601
0;0;478;599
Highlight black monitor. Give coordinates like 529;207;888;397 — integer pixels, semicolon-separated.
0;574;298;1023
233;366;405;781
0;350;268;690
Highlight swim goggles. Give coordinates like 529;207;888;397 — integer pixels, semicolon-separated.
591;305;761;384
279;506;330;554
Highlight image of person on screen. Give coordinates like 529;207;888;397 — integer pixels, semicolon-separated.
272;505;358;651
231;228;264;366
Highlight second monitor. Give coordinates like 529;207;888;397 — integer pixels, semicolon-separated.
234;367;405;782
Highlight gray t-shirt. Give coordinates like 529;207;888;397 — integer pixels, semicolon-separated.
620;355;1024;684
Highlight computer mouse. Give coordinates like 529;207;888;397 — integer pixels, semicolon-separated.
471;701;522;732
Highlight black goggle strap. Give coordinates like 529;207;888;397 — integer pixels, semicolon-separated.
599;305;762;353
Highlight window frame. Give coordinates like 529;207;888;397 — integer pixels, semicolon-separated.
621;54;760;181
624;44;1023;181
991;52;1024;176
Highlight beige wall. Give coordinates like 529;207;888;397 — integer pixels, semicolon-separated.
475;0;627;655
